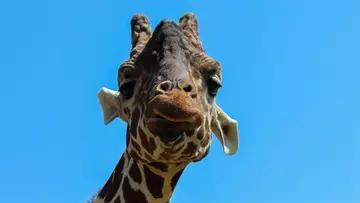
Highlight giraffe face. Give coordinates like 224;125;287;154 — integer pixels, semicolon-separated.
98;13;239;164
118;20;222;164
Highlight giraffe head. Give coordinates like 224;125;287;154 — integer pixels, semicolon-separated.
98;13;239;165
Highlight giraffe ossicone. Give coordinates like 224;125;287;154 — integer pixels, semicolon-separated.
91;12;239;203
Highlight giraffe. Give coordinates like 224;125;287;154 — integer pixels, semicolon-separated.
91;12;239;203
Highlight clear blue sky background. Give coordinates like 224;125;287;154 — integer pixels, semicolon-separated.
0;0;359;202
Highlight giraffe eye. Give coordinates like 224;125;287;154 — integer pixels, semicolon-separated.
119;81;136;100
207;76;221;97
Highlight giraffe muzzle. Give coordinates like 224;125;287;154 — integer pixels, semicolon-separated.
144;89;202;143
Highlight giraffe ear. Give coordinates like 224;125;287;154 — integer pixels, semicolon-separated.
211;104;239;155
98;87;121;125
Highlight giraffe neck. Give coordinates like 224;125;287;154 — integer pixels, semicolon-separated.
93;150;187;203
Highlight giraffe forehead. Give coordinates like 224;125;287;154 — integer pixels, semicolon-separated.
127;19;222;84
135;20;193;73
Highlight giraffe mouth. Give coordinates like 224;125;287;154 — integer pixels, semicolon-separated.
161;132;185;143
144;95;202;144
146;116;191;143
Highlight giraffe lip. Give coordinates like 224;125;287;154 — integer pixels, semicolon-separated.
146;117;192;132
160;132;185;143
152;115;167;120
146;117;191;143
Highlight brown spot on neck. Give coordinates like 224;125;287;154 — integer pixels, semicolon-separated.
129;160;142;184
123;176;147;203
143;165;164;198
114;197;121;203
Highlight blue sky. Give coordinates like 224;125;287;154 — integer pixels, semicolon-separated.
0;0;359;202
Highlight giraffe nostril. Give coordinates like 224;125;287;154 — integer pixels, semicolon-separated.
178;80;194;94
182;84;192;93
158;81;172;93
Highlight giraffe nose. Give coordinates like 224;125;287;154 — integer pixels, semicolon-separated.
156;80;195;96
146;88;202;124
